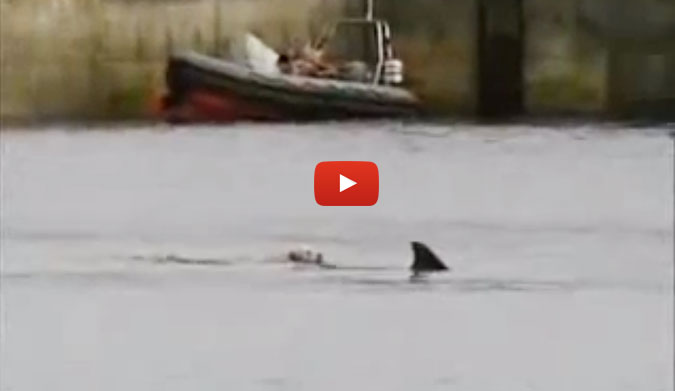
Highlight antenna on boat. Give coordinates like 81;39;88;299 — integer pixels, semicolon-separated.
366;0;374;20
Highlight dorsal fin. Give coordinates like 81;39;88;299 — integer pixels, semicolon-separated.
410;241;449;272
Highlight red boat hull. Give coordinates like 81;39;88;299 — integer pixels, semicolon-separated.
161;89;284;123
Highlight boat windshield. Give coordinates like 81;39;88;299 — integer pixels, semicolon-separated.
320;20;381;79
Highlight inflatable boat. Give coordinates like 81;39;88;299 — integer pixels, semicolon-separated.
159;19;420;122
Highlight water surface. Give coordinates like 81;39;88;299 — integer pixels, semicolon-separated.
1;123;672;391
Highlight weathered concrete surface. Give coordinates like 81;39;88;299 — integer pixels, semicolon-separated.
524;0;606;114
374;0;477;114
380;0;673;117
527;0;675;117
0;0;342;122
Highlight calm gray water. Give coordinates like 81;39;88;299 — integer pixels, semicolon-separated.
1;122;673;391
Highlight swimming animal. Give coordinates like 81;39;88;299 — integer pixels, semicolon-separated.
287;246;327;265
287;241;449;275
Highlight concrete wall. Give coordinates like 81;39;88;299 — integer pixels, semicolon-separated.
384;0;673;117
0;0;343;122
377;0;478;114
524;0;607;114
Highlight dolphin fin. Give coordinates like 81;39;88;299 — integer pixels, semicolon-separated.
410;241;449;272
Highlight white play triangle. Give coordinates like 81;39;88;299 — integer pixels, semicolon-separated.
339;174;357;192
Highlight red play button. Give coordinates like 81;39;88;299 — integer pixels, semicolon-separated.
314;161;379;206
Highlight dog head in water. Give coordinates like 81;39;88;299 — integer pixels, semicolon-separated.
287;246;324;265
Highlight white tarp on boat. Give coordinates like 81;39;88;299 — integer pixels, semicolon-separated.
228;33;280;75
